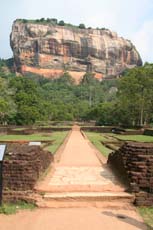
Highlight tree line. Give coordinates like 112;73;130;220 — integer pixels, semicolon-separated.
16;18;108;30
0;61;153;126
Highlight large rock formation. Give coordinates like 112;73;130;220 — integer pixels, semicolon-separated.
10;20;142;82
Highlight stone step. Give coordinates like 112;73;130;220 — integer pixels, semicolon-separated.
36;192;134;208
36;184;125;193
43;191;134;203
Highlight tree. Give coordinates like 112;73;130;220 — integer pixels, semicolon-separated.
87;102;117;125
9;77;44;124
51;18;58;24
46;18;51;23
117;65;153;126
80;73;104;106
0;78;16;124
2;61;153;126
79;23;86;29
40;18;45;22
58;20;65;26
22;19;28;23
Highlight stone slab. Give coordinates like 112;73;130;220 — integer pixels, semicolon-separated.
0;145;6;161
29;142;41;146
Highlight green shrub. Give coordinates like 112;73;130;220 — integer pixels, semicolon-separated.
79;23;86;29
40;18;45;22
58;20;65;26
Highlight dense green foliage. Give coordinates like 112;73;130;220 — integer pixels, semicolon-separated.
79;23;86;29
0;61;153;126
0;70;115;125
0;78;16;124
58;20;65;26
117;64;153;126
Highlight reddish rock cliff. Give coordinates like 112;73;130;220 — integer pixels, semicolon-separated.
10;20;142;82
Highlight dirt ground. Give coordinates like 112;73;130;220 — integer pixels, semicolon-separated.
58;125;102;166
36;125;124;193
0;208;146;230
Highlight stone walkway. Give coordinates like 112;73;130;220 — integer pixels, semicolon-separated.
58;125;102;166
46;166;124;192
36;125;124;193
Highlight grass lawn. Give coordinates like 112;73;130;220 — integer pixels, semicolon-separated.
138;207;153;229
0;202;36;215
111;134;153;142
85;132;112;157
46;131;68;154
84;132;153;156
0;133;53;141
0;131;68;154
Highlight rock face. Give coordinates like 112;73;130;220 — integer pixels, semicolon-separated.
10;20;142;81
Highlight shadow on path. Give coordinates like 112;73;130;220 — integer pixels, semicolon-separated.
102;211;147;230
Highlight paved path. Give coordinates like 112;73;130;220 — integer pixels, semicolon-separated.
58;125;101;166
36;125;124;192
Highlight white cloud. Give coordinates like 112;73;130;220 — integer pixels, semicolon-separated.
131;20;153;63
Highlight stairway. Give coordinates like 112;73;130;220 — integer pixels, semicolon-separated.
35;166;134;208
36;190;134;208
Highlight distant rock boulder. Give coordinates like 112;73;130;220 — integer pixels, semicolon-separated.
10;19;142;82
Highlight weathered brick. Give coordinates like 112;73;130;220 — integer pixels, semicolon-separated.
108;141;153;206
2;143;53;202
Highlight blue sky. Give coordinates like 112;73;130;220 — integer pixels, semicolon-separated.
1;0;153;63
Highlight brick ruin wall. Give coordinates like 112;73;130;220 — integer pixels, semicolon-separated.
108;142;153;206
81;126;115;133
2;144;53;203
0;126;71;135
81;126;144;135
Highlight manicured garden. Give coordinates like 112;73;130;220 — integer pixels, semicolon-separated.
85;131;153;157
85;132;112;157
0;133;53;141
45;131;68;153
0;131;68;154
111;134;153;142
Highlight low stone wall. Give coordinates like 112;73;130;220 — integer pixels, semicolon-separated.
81;126;143;134
0;126;32;134
0;127;9;134
81;126;114;133
144;129;153;136
6;127;71;135
2;143;53;202
2;190;39;204
123;130;144;135
108;142;153;206
39;127;71;132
